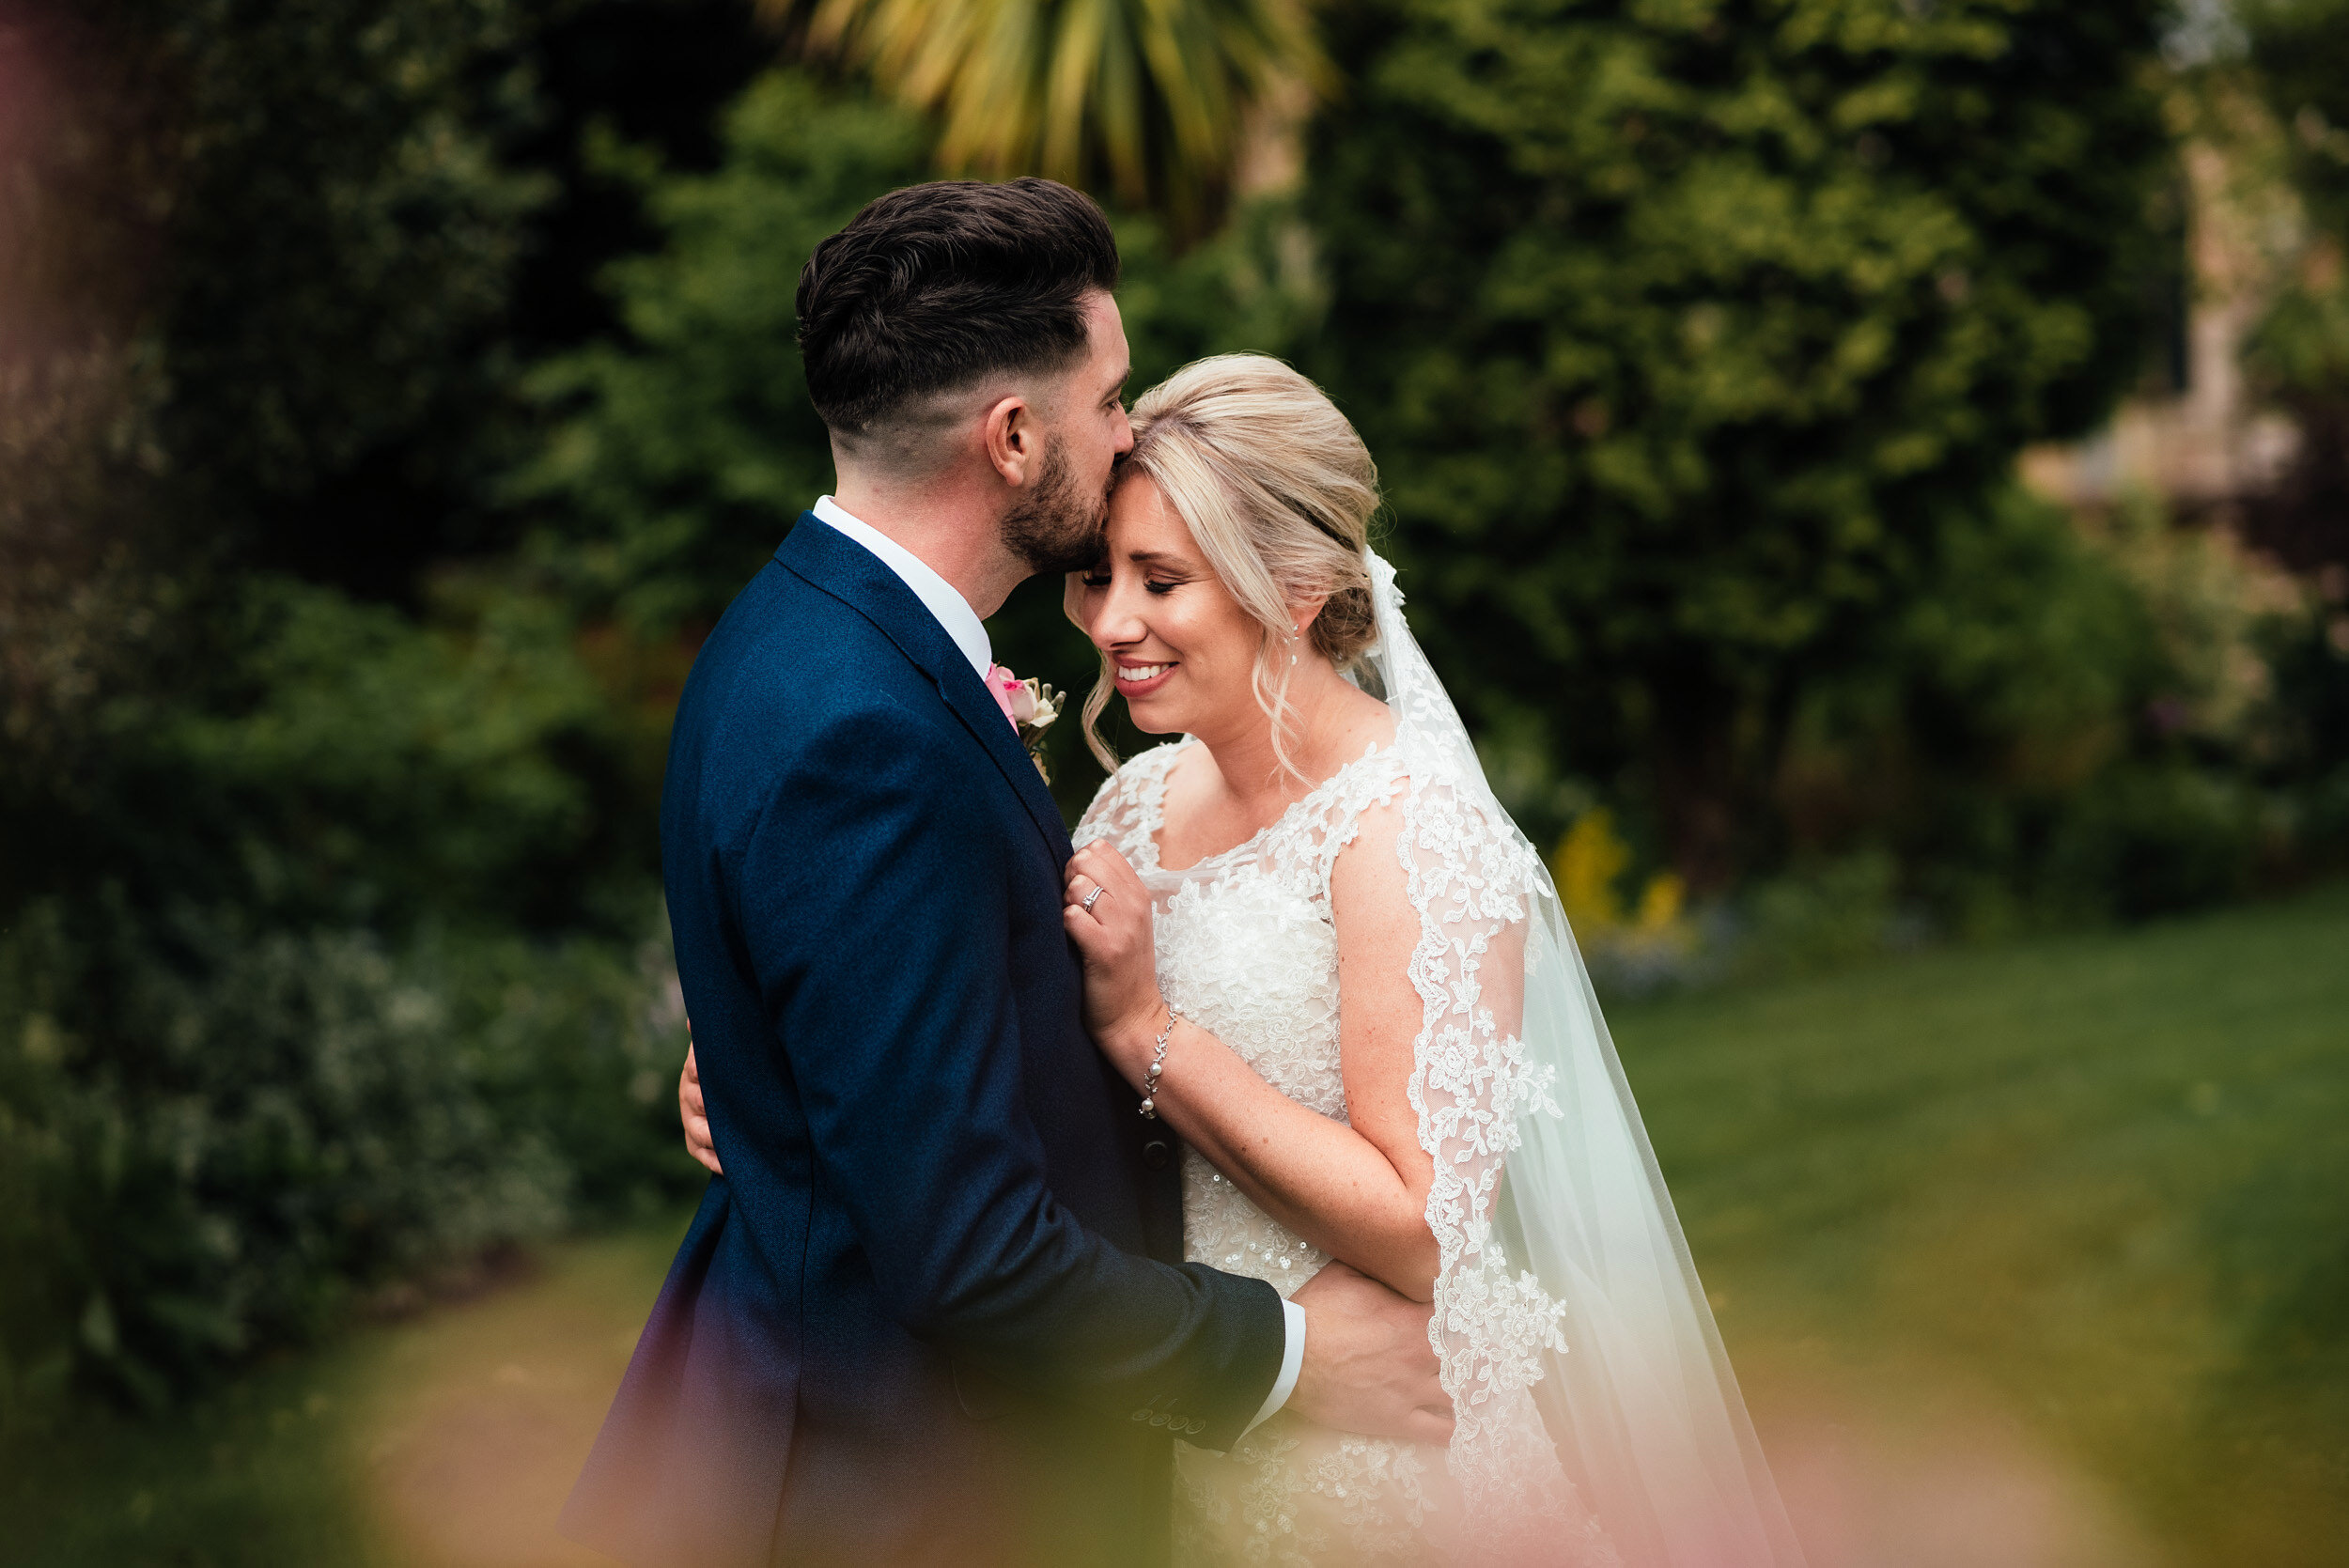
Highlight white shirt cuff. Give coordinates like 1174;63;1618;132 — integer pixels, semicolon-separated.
1240;1298;1306;1438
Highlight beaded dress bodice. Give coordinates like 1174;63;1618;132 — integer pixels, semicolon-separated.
1078;737;1406;1303
1076;737;1615;1568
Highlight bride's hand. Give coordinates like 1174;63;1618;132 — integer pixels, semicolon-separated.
1062;841;1163;1082
680;1038;723;1176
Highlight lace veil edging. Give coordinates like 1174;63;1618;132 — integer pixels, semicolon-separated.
1365;551;1810;1568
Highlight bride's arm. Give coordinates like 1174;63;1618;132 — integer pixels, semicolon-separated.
1066;811;1504;1305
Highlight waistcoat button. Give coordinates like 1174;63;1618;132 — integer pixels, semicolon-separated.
1143;1139;1173;1171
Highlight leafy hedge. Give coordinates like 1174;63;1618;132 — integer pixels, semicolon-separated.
0;906;686;1414
0;575;693;1421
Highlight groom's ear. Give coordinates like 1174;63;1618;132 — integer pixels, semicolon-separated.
982;393;1041;489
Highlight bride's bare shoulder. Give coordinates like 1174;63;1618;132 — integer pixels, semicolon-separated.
1306;682;1397;774
1338;684;1400;754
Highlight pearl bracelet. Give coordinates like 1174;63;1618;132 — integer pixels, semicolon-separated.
1138;1000;1177;1120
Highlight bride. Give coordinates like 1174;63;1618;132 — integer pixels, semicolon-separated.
1054;354;1805;1567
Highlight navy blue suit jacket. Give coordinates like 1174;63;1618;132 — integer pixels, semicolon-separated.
562;518;1286;1567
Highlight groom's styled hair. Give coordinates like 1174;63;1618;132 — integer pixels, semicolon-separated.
796;178;1120;460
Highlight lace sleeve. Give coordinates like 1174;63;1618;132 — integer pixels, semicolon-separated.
1071;768;1129;851
1071;741;1184;861
1396;769;1578;1521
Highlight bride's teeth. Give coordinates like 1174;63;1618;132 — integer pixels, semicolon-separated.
1119;663;1170;680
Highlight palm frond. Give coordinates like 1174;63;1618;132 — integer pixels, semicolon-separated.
777;0;1330;230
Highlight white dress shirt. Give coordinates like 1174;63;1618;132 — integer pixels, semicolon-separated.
813;495;994;681
812;496;1306;1441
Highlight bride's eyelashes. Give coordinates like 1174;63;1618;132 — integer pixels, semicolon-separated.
1077;570;1185;597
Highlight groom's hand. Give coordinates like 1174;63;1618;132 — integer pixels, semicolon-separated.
1288;1260;1454;1446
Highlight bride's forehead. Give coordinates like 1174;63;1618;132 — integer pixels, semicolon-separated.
1106;474;1199;553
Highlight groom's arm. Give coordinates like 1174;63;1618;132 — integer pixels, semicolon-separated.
679;1045;1306;1436
733;699;1285;1448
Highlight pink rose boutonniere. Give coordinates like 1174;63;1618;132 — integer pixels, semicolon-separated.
985;662;1062;783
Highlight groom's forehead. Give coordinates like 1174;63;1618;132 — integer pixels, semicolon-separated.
1085;289;1128;350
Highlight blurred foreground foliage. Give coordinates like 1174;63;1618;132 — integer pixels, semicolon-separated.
4;0;2349;1421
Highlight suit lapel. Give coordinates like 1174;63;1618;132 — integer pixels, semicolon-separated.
776;516;1074;859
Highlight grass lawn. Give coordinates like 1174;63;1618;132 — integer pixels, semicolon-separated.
1628;881;2349;1567
3;885;2342;1566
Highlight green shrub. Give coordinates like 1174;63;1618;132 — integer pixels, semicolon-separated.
1729;850;1920;978
0;568;690;1419
0;900;688;1423
0;0;706;1423
2040;766;2269;921
138;578;644;931
2304;766;2349;866
2264;593;2349;869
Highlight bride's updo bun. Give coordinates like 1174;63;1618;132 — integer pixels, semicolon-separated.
1074;353;1382;772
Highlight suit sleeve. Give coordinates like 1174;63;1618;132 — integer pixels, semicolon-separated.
734;698;1285;1448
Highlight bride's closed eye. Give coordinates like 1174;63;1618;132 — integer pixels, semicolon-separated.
1079;569;1183;596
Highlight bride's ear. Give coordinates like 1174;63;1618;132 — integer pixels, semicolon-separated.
1287;593;1331;642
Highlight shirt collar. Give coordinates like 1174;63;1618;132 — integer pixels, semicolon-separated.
811;495;994;683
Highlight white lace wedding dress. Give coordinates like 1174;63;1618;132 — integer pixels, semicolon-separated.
1077;736;1615;1568
1069;551;1808;1568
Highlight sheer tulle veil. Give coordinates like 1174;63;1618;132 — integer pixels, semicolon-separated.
1359;549;1808;1568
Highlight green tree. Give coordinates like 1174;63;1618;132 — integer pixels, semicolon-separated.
2243;0;2349;243
515;71;935;631
2238;0;2349;571
2233;0;2349;864
1300;0;2176;885
0;0;706;1413
118;0;552;590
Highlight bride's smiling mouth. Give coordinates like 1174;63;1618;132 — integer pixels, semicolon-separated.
1112;660;1177;696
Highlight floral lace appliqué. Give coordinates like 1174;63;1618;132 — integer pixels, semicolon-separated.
1076;741;1617;1566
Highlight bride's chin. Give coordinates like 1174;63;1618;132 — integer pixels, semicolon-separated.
1117;695;1183;735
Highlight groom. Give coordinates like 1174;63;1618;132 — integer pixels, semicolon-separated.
562;179;1449;1567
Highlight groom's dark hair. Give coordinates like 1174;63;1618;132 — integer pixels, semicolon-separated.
796;178;1120;444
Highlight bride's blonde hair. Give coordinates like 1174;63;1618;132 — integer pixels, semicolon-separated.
1067;354;1381;777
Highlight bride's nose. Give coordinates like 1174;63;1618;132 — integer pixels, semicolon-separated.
1089;577;1151;648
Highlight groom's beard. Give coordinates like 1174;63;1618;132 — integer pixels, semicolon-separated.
1000;436;1109;575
